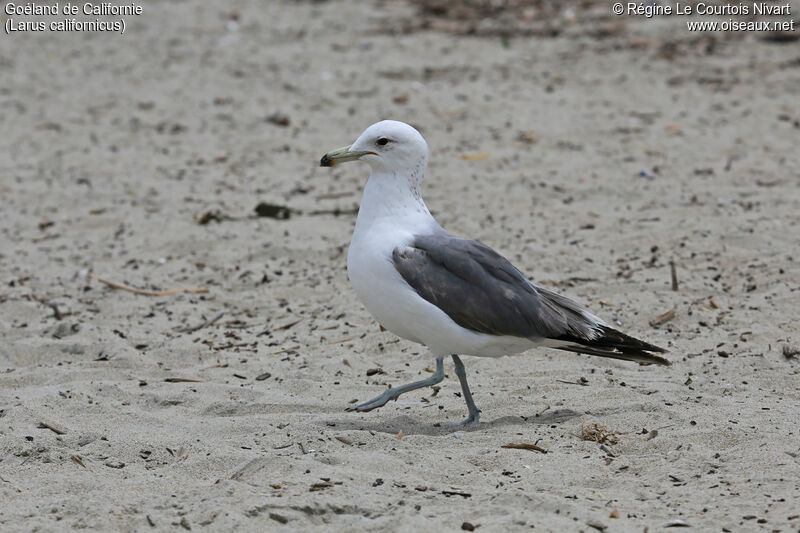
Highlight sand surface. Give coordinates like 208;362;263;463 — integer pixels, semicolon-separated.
2;1;800;531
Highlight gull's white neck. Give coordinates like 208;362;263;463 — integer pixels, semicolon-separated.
353;165;434;234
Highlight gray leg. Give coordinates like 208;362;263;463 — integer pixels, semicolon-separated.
447;354;480;426
346;356;445;413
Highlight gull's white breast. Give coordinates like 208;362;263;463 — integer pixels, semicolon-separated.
347;218;536;358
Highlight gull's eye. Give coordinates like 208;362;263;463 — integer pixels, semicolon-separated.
376;137;389;146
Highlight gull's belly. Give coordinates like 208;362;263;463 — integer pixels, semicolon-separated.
347;230;534;357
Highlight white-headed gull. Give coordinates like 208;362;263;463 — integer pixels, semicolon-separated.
320;120;668;425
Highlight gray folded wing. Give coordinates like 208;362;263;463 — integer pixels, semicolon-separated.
391;232;602;341
392;231;669;365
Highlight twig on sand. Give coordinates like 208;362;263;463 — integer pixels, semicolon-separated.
270;345;300;355
93;275;208;296
556;378;588;386
670;260;679;291
175;311;224;333
650;308;676;327
502;442;548;454
441;489;472;498
38;421;66;435
201;362;229;371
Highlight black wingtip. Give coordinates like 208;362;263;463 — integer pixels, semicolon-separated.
555;344;671;366
320;154;334;167
555;326;671;366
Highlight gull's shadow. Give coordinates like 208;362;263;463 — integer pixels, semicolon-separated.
321;408;580;437
481;408;581;430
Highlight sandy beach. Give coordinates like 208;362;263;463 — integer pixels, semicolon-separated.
1;1;799;531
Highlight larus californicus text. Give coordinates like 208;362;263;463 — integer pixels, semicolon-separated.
320;120;669;425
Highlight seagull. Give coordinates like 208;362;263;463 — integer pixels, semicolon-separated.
320;120;669;425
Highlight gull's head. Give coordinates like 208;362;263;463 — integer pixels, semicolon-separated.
320;120;428;174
